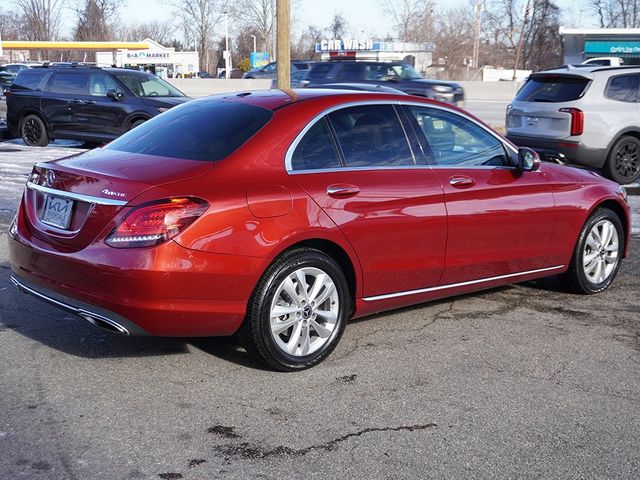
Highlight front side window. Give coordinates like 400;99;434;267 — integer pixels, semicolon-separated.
408;106;510;167
328;104;414;167
606;74;639;102
114;73;185;97
89;73;121;96
49;73;88;95
291;119;341;171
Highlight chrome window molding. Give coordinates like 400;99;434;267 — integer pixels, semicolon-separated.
362;265;565;302
27;182;129;206
285;99;518;174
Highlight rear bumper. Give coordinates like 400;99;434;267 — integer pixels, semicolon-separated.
9;228;267;337
507;134;607;168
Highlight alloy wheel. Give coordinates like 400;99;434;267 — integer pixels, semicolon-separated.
269;267;339;357
23;118;42;145
582;219;619;285
614;141;640;182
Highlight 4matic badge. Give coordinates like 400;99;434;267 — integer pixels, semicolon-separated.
101;189;127;198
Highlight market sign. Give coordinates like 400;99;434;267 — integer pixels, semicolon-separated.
584;41;640;55
126;51;171;60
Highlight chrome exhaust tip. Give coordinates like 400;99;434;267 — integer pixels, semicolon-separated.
78;310;130;335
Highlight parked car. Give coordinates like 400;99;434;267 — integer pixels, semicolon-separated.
6;64;190;146
9;90;630;371
243;60;315;80
306;61;465;106
0;66;17;93
305;82;405;94
582;57;624;67
506;65;640;184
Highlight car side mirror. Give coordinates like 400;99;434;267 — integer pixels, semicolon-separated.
106;89;123;101
516;147;541;172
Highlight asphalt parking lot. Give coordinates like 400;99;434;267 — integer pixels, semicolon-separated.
1;127;639;479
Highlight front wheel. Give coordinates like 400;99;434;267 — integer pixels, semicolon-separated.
20;114;49;147
604;136;640;184
561;208;624;294
239;248;350;371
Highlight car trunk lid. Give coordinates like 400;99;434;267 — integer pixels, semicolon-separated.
23;148;213;251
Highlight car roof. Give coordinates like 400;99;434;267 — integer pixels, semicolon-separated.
537;64;640;78
197;88;453;112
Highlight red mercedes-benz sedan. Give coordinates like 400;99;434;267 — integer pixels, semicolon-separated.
9;89;631;370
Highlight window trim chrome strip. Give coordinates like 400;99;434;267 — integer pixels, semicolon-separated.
362;265;565;302
284;99;518;174
26;182;128;206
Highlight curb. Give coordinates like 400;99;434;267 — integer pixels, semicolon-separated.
625;185;640;195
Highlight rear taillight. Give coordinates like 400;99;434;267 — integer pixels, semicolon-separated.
105;197;208;248
559;107;584;136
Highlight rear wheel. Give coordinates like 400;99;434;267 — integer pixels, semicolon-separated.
239;248;349;371
561;208;624;294
20;114;49;147
604;136;640;184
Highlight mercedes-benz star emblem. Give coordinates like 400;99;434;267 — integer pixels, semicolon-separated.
46;170;56;187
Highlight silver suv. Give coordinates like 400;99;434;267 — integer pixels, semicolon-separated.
506;65;640;184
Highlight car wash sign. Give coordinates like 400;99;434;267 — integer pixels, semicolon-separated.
316;39;375;53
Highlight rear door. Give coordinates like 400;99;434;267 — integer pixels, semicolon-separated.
44;71;89;136
288;103;447;298
404;104;557;285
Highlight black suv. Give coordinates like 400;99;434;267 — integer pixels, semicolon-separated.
6;65;190;146
306;61;464;106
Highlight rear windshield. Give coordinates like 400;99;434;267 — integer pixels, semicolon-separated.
515;76;590;102
12;70;48;90
105;101;273;161
308;63;334;81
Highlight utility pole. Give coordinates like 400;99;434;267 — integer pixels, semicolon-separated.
224;12;230;79
472;1;482;69
513;0;532;81
276;0;290;90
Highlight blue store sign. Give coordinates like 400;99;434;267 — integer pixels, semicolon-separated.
585;41;640;54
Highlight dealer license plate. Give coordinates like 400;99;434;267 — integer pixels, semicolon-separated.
42;195;74;229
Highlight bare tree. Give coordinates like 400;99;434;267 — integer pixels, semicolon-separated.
73;0;123;41
122;20;177;46
0;8;23;41
381;0;436;42
328;12;348;39
14;0;62;40
591;0;640;27
240;0;274;53
172;0;231;74
291;24;322;60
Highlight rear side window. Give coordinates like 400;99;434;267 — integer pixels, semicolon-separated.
291;119;341;171
335;63;364;81
328;105;414;167
105;101;273;162
12;70;48;91
606;74;639;102
515;76;589;102
308;63;334;81
49;73;88;95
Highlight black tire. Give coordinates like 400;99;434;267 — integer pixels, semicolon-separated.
129;119;146;130
20;114;49;147
560;208;624;294
239;248;350;371
604;135;640;184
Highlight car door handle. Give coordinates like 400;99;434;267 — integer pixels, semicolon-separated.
449;176;476;188
327;184;360;197
67;99;83;104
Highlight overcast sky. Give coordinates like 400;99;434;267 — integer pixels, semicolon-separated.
115;0;597;42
